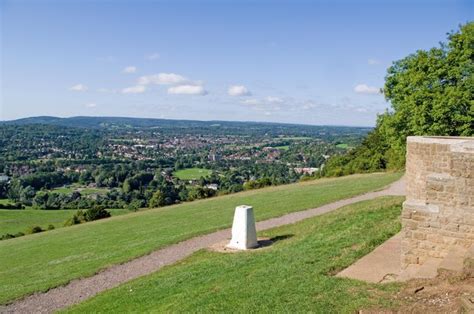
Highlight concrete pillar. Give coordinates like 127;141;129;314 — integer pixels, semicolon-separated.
227;205;258;250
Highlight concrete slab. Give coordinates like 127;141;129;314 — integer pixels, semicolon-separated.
337;233;402;283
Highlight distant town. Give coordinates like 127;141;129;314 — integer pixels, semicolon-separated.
0;117;367;219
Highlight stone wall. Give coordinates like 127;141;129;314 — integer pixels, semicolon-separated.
401;136;474;267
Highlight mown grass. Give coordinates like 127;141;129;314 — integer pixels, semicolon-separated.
277;136;312;140
274;145;290;150
0;199;12;205
66;196;404;313
0;172;401;304
0;208;131;236
51;186;109;195
173;167;213;180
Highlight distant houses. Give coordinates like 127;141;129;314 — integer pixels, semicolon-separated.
293;167;319;175
0;175;9;183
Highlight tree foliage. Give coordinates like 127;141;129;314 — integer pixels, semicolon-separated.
324;22;473;176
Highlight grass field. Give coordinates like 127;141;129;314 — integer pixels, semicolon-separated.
0;199;12;205
52;186;109;195
336;143;349;149
174;167;213;180
274;145;290;150
0;208;131;236
0;210;74;235
0;172;402;304
66;196;404;313
277;136;312;140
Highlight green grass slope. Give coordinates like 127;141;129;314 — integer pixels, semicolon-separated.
0;208;131;236
66;196;404;313
0;210;74;235
0;172;401;304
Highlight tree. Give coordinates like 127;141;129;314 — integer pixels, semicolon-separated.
149;190;165;208
84;206;111;221
381;22;473;164
324;22;473;175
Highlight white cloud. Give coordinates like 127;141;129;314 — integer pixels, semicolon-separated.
228;85;251;96
137;72;207;95
368;58;381;65
265;96;284;103
85;103;97;108
122;85;146;94
146;53;160;60
69;84;88;91
302;101;319;110
241;96;285;107
123;66;137;73
354;84;380;95
240;97;285;114
241;99;260;106
138;73;188;85
167;84;207;95
97;88;117;93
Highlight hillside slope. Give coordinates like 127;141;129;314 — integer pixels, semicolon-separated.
67;196;404;312
0;173;401;304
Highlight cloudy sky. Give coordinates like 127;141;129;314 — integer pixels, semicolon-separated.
1;0;472;126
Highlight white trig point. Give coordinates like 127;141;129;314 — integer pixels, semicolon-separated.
227;205;258;250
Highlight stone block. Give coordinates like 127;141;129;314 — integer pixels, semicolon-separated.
402;136;474;268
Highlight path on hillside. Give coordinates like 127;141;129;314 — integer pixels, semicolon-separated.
2;177;405;314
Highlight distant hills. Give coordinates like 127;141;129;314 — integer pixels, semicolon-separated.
1;116;372;131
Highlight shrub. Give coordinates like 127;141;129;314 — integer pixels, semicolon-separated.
0;234;15;240
0;202;25;210
47;224;55;230
64;211;85;226
26;226;43;234
64;207;111;227
0;231;27;241
84;207;111;222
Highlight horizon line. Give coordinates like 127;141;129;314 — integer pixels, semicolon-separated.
0;115;375;129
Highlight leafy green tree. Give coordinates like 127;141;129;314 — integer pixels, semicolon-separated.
381;22;473;164
149;190;165;208
325;22;473;175
84;207;111;221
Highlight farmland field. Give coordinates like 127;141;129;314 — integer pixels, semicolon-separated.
0;172;401;304
66;196;404;312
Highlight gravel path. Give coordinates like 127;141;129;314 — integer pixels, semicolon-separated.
2;177;405;313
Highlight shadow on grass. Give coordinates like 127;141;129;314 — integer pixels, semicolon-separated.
257;234;294;248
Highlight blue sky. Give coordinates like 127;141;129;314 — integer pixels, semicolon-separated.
1;0;472;126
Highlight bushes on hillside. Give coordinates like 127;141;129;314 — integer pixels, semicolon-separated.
26;226;44;234
64;207;111;226
1;225;48;241
0;202;25;210
0;232;24;241
243;177;272;190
